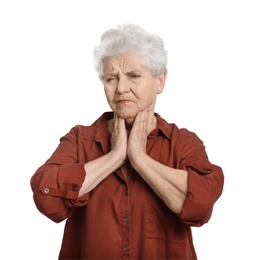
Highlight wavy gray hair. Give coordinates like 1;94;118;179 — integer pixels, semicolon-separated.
93;24;168;80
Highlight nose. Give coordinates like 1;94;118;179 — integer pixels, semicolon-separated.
117;77;130;93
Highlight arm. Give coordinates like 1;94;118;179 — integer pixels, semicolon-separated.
129;153;188;214
128;110;187;214
128;110;224;224
30;126;89;222
79;116;127;196
31;116;127;222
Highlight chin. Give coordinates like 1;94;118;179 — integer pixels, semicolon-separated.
116;111;137;127
117;110;138;119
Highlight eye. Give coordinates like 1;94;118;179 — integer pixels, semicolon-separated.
106;77;116;82
130;74;141;79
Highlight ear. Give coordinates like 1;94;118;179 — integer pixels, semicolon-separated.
156;70;167;94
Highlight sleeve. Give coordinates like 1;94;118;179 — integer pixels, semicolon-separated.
177;130;224;227
30;126;90;223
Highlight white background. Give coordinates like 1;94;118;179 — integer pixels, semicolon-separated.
1;1;259;259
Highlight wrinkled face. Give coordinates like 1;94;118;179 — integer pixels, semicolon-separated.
102;53;165;120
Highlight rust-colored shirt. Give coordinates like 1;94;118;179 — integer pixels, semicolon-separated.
31;112;224;259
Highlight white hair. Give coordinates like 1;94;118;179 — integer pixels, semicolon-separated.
93;24;168;80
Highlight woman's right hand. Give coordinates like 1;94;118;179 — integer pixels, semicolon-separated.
110;114;128;164
79;115;128;196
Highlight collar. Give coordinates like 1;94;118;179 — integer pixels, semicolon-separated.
83;111;173;142
82;112;112;142
150;113;173;140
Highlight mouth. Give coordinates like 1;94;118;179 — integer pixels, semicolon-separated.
117;99;133;104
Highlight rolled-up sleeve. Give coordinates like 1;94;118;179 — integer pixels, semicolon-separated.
177;130;224;226
30;126;90;223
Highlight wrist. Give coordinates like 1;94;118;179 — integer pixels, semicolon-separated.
109;150;127;167
129;150;147;170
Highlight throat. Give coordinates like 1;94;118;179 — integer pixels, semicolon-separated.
125;118;134;129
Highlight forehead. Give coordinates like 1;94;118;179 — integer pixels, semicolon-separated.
103;53;145;73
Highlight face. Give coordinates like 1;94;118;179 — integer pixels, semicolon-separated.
102;53;166;120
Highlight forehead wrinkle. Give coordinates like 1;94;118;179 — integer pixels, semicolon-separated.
104;54;145;75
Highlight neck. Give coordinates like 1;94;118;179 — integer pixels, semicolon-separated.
126;112;157;134
125;118;135;129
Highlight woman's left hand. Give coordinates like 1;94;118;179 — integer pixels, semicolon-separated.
127;109;148;162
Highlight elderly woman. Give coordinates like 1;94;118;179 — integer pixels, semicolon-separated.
31;24;224;259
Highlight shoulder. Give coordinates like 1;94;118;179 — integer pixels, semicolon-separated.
63;112;113;140
156;114;201;142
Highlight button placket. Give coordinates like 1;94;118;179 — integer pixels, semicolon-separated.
120;184;131;258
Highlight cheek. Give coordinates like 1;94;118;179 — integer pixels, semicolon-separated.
138;87;156;103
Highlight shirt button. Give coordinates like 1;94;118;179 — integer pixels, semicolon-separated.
123;217;129;223
44;188;50;193
123;245;129;251
124;190;128;195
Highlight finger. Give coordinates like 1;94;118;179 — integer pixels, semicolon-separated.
139;110;148;135
114;114;124;132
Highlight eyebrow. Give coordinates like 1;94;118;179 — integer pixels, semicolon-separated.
103;73;118;79
104;70;141;76
126;70;141;75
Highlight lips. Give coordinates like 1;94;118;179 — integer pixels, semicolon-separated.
117;99;133;104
